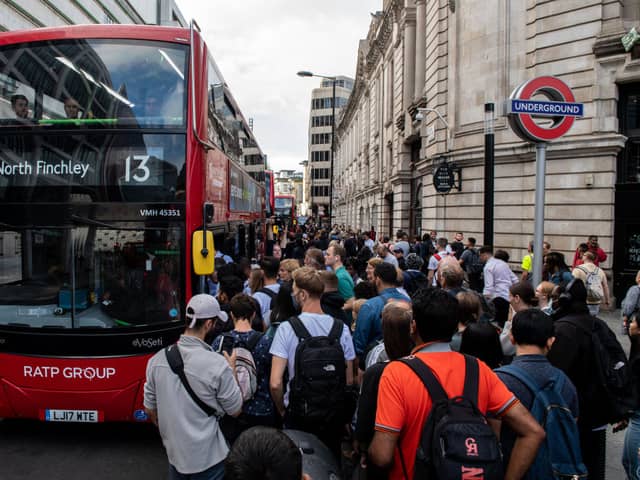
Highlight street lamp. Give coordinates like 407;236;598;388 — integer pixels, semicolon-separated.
484;103;495;247
416;107;451;151
299;159;310;215
297;70;336;229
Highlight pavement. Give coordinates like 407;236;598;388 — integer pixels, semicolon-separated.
596;308;628;479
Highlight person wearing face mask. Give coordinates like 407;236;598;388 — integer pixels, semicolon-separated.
144;294;242;480
269;267;356;459
500;282;538;358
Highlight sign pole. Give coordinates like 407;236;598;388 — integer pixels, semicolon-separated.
507;76;582;286
532;142;546;287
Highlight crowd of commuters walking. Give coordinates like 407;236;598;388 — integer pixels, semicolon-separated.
143;221;640;480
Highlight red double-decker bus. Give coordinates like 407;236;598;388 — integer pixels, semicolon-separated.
0;23;265;422
274;194;296;229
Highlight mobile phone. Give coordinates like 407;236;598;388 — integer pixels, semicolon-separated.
220;335;234;356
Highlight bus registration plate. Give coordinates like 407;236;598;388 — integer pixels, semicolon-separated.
45;409;100;423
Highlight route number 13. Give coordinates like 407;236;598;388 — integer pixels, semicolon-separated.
125;155;150;183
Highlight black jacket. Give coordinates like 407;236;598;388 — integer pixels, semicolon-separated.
320;291;351;327
548;312;603;428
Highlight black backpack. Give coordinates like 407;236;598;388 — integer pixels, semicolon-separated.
287;316;346;423
404;269;429;296
398;355;503;480
466;248;483;275
558;315;635;424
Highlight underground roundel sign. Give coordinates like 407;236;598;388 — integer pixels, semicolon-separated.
508;76;583;143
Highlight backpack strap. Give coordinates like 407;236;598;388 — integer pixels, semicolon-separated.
461;354;480;404
165;345;218;417
496;364;542;397
257;287;277;299
288;315;312;341
397;356;449;404
328;317;343;342
246;331;263;351
575;265;588;275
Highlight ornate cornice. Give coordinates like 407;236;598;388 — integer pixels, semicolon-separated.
593;31;627;58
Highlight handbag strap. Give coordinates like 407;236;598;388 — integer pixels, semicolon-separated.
165;345;219;417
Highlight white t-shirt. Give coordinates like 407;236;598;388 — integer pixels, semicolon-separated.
252;283;280;326
428;251;451;286
269;312;356;405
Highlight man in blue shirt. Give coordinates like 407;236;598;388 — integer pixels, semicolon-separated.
354;262;410;368
496;308;579;469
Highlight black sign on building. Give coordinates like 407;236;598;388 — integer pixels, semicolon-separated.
433;164;456;194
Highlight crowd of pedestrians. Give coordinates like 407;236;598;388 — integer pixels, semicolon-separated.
142;223;640;480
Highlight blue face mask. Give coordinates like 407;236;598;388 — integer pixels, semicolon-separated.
291;293;300;312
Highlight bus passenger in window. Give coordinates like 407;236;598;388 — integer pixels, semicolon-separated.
11;94;29;119
64;97;81;119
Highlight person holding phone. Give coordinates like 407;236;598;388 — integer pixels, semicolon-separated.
211;294;278;441
144;294;241;480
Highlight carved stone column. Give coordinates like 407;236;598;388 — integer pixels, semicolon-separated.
414;0;426;101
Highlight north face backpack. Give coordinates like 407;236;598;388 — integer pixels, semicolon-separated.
495;364;587;479
575;265;604;303
287;316;346;423
220;331;262;402
398;355;503;480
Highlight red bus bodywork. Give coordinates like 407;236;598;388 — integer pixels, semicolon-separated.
0;25;265;422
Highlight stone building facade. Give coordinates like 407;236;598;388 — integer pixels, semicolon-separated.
334;0;640;297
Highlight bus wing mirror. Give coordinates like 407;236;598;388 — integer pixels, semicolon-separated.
204;202;214;223
193;231;215;275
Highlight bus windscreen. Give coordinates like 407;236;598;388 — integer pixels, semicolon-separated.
0;132;187;331
0;39;188;129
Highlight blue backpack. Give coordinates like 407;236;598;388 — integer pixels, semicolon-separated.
495;364;587;480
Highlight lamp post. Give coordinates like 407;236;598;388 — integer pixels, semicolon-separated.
416;107;451;151
299;159;310;216
298;70;336;229
484;103;495;247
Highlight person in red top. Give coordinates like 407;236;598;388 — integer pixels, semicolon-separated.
573;235;607;267
369;288;545;480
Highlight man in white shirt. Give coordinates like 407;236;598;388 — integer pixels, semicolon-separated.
427;237;452;286
270;266;355;458
479;246;518;327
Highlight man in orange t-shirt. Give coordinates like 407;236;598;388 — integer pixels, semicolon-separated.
369;289;545;480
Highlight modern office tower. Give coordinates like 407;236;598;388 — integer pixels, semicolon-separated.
304;76;353;221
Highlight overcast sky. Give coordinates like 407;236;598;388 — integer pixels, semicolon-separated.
175;0;381;172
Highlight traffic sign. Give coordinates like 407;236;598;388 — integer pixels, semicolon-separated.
508;76;583;143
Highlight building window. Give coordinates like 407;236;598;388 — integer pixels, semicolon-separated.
312;186;329;197
244;154;265;166
311;97;349;110
312;168;330;179
311;133;331;145
249;171;265;182
311;115;334;127
311;150;330;162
